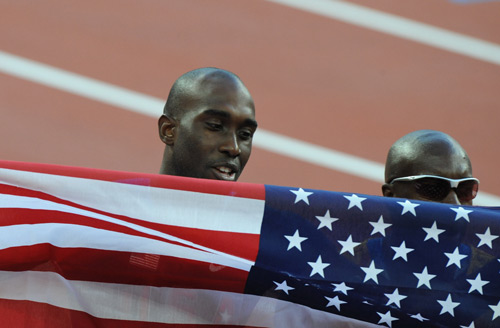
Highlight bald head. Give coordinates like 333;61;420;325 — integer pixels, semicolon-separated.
385;130;471;182
164;67;253;120
382;130;476;205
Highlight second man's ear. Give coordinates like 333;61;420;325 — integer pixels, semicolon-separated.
381;183;394;197
158;115;176;145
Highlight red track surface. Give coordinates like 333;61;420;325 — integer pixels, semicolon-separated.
1;0;499;199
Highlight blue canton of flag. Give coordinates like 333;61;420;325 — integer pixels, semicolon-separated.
245;185;500;328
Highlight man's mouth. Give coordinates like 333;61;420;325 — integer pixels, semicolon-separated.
213;166;237;181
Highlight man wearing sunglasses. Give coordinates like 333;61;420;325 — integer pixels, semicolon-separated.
382;130;479;206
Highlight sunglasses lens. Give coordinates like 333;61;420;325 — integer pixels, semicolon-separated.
455;180;479;202
413;178;479;202
414;178;450;201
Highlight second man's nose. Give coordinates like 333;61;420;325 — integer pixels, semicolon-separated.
442;189;461;205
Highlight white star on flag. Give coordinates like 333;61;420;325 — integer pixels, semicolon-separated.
397;199;420;216
325;295;346;311
338;235;360;256
343;194;366;210
451;206;473;222
273;280;295;295
444;247;468;268
460;322;475;328
423;221;445;242
290;188;313;205
369;215;392;236
414;266;436;289
315;210;338;230
476;227;498;249
411;313;428;322
385;288;407;308
489;300;500;320
307;255;330;278
361;260;383;284
332;282;353;295
437;294;460;316
219;309;231;323
377;310;398;327
391;241;414;261
284;229;308;251
466;273;489;295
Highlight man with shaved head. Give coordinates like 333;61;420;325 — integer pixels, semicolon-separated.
158;67;258;181
382;130;479;205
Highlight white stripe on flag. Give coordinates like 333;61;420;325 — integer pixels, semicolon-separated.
0;270;381;327
0;167;264;234
0;193;253;266
0;223;253;271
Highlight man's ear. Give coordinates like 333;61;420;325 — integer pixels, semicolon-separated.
158;115;176;145
382;183;394;197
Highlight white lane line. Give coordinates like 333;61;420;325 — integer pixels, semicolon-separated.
254;129;383;182
267;0;500;66
0;50;498;205
0;51;160;117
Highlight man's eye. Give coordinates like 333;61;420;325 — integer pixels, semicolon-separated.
239;130;253;140
206;122;223;130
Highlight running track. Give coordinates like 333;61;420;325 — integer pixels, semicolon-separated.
1;0;499;205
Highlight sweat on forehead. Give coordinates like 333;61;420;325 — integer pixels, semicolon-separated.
163;67;245;118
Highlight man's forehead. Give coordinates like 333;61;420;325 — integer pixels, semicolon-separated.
190;79;254;111
174;69;255;122
387;145;471;181
403;152;472;178
200;77;250;100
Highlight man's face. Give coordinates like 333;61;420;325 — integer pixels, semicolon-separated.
168;79;257;181
388;153;474;205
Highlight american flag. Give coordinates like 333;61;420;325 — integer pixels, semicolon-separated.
0;161;498;327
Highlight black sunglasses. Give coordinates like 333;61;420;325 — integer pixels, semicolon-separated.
390;175;479;202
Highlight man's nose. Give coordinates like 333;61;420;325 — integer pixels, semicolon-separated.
442;189;461;205
219;132;241;157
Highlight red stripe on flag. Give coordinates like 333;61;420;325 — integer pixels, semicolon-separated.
0;206;261;262
0;244;249;292
129;253;161;271
0;160;265;200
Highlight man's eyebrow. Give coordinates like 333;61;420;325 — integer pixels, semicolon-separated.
243;118;258;129
203;109;230;119
202;109;258;128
